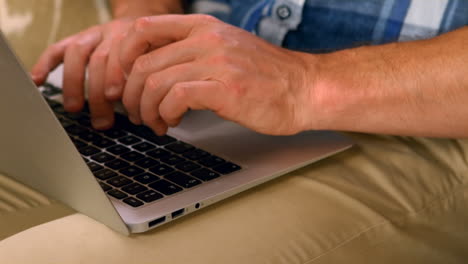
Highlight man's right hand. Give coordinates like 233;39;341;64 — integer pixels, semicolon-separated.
31;18;134;130
31;0;183;130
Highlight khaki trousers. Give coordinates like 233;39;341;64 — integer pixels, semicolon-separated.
1;133;468;263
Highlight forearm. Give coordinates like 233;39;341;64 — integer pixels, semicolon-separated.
110;0;184;18
309;26;468;138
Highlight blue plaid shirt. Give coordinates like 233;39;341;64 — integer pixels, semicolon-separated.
189;0;468;52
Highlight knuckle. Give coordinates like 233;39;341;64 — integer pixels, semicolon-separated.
145;74;162;91
90;50;108;63
172;83;187;100
193;14;219;24
132;55;153;74
48;43;62;54
133;17;152;33
209;52;232;65
69;41;89;55
204;31;226;45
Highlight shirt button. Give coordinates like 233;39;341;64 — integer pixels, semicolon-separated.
276;5;292;20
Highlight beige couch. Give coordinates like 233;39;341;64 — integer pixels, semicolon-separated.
1;1;468;263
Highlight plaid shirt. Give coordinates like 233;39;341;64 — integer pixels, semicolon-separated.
189;0;468;52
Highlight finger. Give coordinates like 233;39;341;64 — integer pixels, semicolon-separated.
120;14;215;75
30;36;75;85
159;80;228;129
88;41;115;130
122;39;199;123
104;35;127;101
62;28;103;112
138;63;209;134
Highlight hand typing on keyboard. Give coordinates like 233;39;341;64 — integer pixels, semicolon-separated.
118;15;315;136
31;18;137;130
46;99;241;208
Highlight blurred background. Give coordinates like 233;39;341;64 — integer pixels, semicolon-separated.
0;0;110;70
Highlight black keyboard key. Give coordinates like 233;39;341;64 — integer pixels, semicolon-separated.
198;155;225;167
79;145;100;156
77;117;91;127
83;157;89;163
120;151;144;162
93;138;115;148
52;105;66;114
122;183;148;195
165;172;201;188
42;84;62;96
105;159;130;170
133;142;156;152
129;126;176;145
99;182;112;192
59;118;74;128
134;157;159;169
149;180;183;195
107;144;131;155
103;129;127;139
46;98;61;108
136;190;163;203
114;112;134;129
147;148;170;159
107;176;132;187
160;154;186;165
182;149;210;161
134;173;159;184
107;189;128;199
87;162;103;172
190;168;220;181
119;166;144;177
123;197;144;207
79;132;103;142
94;169;117;180
91;152;115;163
64;112;87;121
149;164;174;176
72;138;87;149
165;142;194;154
213;162;241;174
118;135;141;145
66;125;88;136
175;161;201;172
148;135;176;146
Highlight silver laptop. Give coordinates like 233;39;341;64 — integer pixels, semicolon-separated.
0;33;352;235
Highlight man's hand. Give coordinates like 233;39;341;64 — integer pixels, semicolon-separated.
31;0;184;130
31;19;134;129
119;15;318;136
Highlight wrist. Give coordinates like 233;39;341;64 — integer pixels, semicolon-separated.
301;49;361;132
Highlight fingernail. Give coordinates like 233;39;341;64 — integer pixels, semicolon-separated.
106;85;120;98
92;117;112;129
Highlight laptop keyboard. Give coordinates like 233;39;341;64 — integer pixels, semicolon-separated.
42;86;241;208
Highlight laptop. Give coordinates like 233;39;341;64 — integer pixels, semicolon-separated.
0;33;352;235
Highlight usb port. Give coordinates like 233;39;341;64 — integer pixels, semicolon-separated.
171;208;185;219
149;216;166;228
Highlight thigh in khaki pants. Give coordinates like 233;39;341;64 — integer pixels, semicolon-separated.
1;134;468;263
